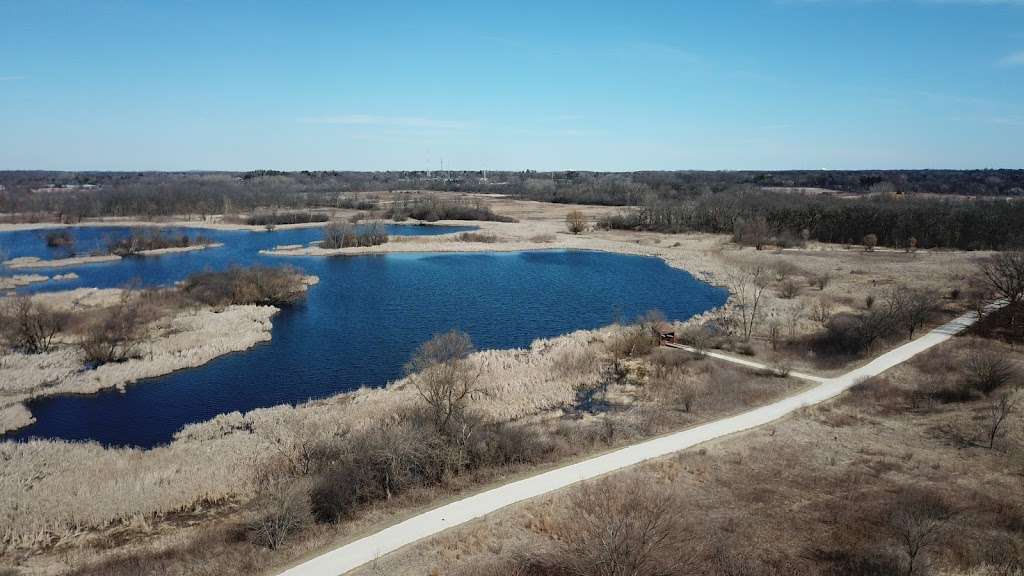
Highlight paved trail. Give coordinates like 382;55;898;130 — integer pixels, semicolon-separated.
280;310;980;576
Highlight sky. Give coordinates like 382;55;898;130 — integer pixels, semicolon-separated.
0;0;1022;171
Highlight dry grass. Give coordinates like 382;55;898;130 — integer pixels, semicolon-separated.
360;337;1024;576
1;322;800;575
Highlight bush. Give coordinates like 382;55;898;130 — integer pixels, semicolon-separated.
245;211;329;226
456;231;498;243
44;230;74;248
247;484;311;549
179;266;309;307
77;294;145;366
778;278;801;299
565;210;587;234
384;198;516;223
965;349;1017;395
320;221;388;249
0;296;67;353
607;325;659;358
107;229;213;255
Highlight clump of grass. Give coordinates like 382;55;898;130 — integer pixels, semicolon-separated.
456;231;499;243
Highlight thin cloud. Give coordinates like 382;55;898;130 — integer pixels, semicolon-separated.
298;114;475;130
997;50;1024;67
0;76;26;81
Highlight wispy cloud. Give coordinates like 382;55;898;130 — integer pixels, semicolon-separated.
0;75;25;81
298;114;475;130
997;50;1024;67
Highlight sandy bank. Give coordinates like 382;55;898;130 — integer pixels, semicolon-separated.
0;274;49;290
0;272;79;291
134;242;224;256
3;254;122;269
0;304;278;435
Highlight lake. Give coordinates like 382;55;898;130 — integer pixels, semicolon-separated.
1;225;727;448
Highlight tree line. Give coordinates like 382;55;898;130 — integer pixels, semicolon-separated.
600;188;1024;250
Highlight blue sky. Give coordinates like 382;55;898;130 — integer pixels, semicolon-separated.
0;0;1022;171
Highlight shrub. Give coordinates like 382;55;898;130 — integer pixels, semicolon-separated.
0;296;67;353
814;274;831;290
385;198;515;223
779;278;801;299
607;325;659;358
245;211;329;226
247;484;311;549
565;210;587;234
320;221;388;249
965;349;1017;395
179;266;309;307
549;478;696;575
107;229;213;255
456;231;498;243
863;233;878;251
44;230;74;248
675;325;710;354
77;294;146;366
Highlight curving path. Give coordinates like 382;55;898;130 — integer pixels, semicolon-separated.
280;309;982;576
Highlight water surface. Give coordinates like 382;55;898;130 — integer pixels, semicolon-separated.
1;226;726;448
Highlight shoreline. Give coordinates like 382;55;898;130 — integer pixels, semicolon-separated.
0;304;279;436
3;254;122;269
134;242;224;255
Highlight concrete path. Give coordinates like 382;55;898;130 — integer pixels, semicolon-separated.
279;310;981;576
662;342;827;383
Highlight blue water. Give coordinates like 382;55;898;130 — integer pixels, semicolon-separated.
1;226;727;448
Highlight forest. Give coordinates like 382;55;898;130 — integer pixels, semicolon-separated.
2;169;1023;249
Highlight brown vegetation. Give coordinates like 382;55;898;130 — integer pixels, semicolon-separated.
320;221;388;249
178;266;309;307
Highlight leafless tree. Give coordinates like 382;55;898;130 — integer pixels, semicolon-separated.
982;391;1018;450
77;292;146;365
888;490;954;576
405;330;477;435
979;251;1024;327
726;266;770;341
979;251;1024;305
733;216;771;250
565;209;587;234
0;296;67;354
886;287;938;339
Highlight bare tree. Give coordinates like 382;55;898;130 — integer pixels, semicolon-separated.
886;287;938;339
979;251;1024;326
405;330;477;435
983;391;1018;450
0;297;67;354
889;490;954;576
77;292;146;365
726;266;770;341
733;216;771;250
565;210;588;234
